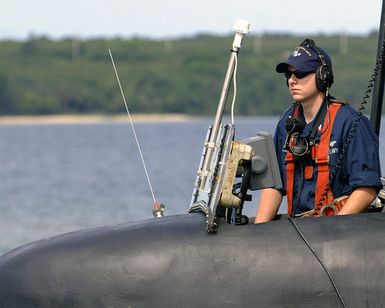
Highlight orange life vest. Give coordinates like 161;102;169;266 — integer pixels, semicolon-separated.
285;101;343;216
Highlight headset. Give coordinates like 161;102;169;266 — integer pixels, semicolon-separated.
283;100;329;159
300;39;334;93
283;114;309;158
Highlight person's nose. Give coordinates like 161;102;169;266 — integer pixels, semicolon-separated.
288;75;297;86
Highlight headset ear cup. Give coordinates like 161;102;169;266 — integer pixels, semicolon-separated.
325;65;334;88
315;66;326;92
316;64;334;92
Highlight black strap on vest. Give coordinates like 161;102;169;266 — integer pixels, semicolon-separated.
307;97;329;145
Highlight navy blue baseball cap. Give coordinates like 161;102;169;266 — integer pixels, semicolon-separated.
276;40;332;73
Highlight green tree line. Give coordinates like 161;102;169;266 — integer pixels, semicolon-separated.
0;33;381;116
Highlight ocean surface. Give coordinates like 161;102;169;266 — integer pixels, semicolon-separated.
1;117;384;254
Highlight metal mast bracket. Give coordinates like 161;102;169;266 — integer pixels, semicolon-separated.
188;19;251;233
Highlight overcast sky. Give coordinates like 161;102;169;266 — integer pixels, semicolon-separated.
0;0;383;40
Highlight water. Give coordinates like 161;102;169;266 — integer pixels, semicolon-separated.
1;117;384;254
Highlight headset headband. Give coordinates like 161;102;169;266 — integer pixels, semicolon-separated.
299;39;333;92
300;39;326;67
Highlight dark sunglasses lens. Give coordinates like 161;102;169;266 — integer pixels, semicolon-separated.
284;71;292;79
284;70;311;79
294;71;311;78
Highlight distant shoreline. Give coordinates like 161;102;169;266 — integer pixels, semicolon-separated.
0;114;193;125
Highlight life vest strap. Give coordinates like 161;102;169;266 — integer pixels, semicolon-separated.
313;103;341;213
285;101;343;216
286;152;295;215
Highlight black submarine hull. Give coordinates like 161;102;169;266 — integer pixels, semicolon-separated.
1;213;385;307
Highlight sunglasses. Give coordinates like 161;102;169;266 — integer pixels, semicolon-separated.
284;70;314;79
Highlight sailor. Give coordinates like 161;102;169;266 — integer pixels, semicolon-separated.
255;39;382;222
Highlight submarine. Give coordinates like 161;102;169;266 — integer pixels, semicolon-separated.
1;213;385;308
1;9;385;308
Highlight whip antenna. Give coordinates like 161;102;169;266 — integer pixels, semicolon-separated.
109;49;164;218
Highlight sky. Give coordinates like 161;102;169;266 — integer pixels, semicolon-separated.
0;0;383;40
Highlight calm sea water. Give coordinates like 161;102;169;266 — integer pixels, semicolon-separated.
1;117;384;254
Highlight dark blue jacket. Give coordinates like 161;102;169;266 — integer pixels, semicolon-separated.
274;100;382;214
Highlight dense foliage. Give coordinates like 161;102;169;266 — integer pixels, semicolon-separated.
0;33;381;115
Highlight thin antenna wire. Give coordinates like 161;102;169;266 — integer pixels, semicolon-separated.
108;49;159;209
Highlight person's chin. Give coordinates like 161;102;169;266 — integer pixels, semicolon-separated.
291;93;302;101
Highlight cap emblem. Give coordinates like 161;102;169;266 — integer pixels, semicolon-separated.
292;49;301;57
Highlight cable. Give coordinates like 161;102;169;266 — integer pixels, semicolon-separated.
287;217;347;308
316;38;385;208
230;53;238;125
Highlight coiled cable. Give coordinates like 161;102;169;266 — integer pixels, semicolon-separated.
316;38;385;207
